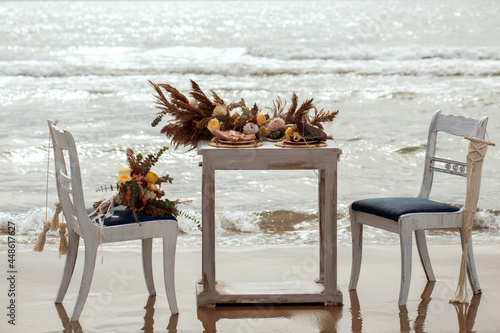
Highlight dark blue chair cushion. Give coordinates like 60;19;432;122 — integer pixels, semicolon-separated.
87;206;177;226
351;197;460;222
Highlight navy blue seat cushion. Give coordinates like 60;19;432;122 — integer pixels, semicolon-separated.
351;197;460;222
87;206;176;226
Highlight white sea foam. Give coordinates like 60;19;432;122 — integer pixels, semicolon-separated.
3;204;499;249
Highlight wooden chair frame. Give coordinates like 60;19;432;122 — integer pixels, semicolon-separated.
48;120;179;321
348;111;488;305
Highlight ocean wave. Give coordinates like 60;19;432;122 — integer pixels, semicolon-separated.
3;62;499;79
245;45;500;61
2;45;500;79
2;205;499;248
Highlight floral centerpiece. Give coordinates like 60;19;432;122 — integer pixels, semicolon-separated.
150;80;339;149
150;80;260;150
91;146;181;223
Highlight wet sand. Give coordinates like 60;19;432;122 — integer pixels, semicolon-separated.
1;244;499;332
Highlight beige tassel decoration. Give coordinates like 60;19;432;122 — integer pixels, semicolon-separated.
450;135;494;303
49;202;63;231
33;220;51;252
58;222;69;258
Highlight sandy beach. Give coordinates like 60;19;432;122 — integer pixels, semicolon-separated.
1;244;499;332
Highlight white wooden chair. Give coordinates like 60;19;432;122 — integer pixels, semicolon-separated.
348;111;488;305
48;120;179;321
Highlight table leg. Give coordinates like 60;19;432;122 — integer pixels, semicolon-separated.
323;165;338;302
318;169;325;283
201;158;216;295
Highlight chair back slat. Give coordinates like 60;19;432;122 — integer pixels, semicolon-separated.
48;120;93;236
58;172;73;193
434;113;487;138
418;111;488;200
429;157;467;177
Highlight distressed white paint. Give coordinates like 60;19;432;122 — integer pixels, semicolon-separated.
197;140;343;306
349;111;488;305
48;121;179;321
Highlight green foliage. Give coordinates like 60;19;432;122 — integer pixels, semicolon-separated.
141;146;169;175
151;114;164;127
121;180;140;222
95;184;116;193
159;174;174;184
147;198;178;215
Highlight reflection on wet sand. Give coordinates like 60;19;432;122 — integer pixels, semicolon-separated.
350;282;481;333
54;283;481;332
349;290;362;333
55;296;179;332
54;303;83;333
197;304;343;332
454;294;481;333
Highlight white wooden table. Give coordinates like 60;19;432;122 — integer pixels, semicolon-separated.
196;140;343;306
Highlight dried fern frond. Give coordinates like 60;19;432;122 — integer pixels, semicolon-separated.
126;148;141;175
294;98;315;123
267;96;286;119
158;83;189;104
158;83;206;119
247;103;260;124
189;80;214;116
151;80;217;150
309;108;340;129
150;82;185;120
283;93;299;124
228;98;246;112
211;90;226;106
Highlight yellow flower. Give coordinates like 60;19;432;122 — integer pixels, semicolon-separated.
260;126;267;134
207;118;220;132
256;112;266;126
148;183;158;191
117;174;131;184
117;167;132;176
285;127;293;137
212;104;227;116
146;171;158;184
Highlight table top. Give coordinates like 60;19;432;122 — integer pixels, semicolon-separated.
197;140;342;155
197;140;342;170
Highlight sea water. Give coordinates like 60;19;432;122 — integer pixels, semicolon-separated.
1;1;499;248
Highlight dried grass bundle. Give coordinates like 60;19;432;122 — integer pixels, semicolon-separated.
126;148;141;175
310;108;340;130
151;80;233;150
274;93;339;129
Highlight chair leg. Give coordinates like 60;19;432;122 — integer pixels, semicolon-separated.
415;230;436;282
55;230;80;303
399;225;413;306
349;209;363;290
71;242;98;322
460;229;481;294
163;234;178;314
142;238;156;296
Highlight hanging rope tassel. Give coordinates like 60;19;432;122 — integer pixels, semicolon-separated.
49;201;63;231
58;222;69;258
450;135;494;304
33;220;51;252
450;247;470;304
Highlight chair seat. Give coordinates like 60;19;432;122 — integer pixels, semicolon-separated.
87;206;177;227
351;197;460;222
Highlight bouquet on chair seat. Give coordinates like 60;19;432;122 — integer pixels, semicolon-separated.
91;146;182;223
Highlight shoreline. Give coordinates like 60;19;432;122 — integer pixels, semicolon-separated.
1;244;499;332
